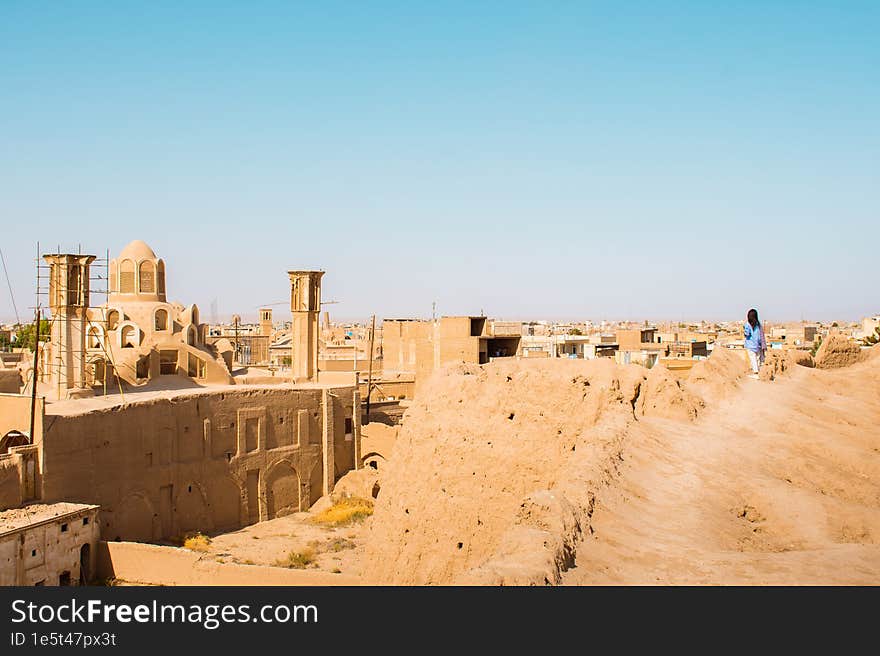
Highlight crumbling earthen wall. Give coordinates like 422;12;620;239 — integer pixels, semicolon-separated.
0;369;21;394
40;386;360;541
0;395;45;510
0;459;22;509
0;447;40;510
362;348;746;585
814;334;866;369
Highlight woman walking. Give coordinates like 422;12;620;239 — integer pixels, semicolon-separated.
744;308;766;376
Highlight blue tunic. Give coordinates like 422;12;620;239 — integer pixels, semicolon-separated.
744;323;765;352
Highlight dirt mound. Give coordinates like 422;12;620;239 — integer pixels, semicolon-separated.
361;358;644;585
814;335;866;369
637;364;703;421
361;344;880;585
563;346;880;585
759;349;814;381
332;467;381;501
686;345;749;401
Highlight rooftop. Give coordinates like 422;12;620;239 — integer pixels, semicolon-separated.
43;379;356;416
0;502;99;536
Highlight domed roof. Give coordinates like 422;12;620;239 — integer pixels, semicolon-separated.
117;239;157;261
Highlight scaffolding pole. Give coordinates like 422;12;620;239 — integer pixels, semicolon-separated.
365;314;376;423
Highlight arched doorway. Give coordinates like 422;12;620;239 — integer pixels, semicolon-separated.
88;358;106;387
266;462;301;518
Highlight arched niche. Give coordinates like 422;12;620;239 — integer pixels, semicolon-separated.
139;260;156;294
119;259;135;294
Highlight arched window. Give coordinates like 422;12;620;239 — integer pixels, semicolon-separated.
0;431;29;455
190;306;199;327
107;310;120;331
119;259;135;294
121;325;137;348
91;359;106;385
88;327;103;350
154;309;168;331
187;325;197;346
139;261;155;293
157;260;166;296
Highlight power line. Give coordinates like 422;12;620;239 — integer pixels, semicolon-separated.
0;247;21;325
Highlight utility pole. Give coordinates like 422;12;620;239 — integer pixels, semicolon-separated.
365;314;376;424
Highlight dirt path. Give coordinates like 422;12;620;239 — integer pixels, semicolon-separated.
563;364;880;584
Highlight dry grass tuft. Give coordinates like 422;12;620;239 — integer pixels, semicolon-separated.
311;497;374;527
183;532;212;552
275;547;316;569
327;538;356;552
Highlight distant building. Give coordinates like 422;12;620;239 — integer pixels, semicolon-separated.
616;328;658;350
37;240;233;398
382;316;520;394
0;503;99;586
667;341;708;359
615;328;666;367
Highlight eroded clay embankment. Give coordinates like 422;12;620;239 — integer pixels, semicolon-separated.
362;348;749;584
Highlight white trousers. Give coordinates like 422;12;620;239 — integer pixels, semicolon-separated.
747;349;764;373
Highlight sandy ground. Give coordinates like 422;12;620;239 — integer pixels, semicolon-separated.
563;363;880;584
196;511;370;577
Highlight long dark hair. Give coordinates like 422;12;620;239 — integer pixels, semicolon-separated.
747;308;760;329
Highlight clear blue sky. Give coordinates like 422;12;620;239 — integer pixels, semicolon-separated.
1;2;877;324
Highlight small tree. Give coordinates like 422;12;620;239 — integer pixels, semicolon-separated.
13;320;50;351
567;328;583;336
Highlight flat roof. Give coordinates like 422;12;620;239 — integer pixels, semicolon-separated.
0;503;99;536
45;380;356;417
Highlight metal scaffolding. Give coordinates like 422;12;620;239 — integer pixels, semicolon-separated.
30;241;124;401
